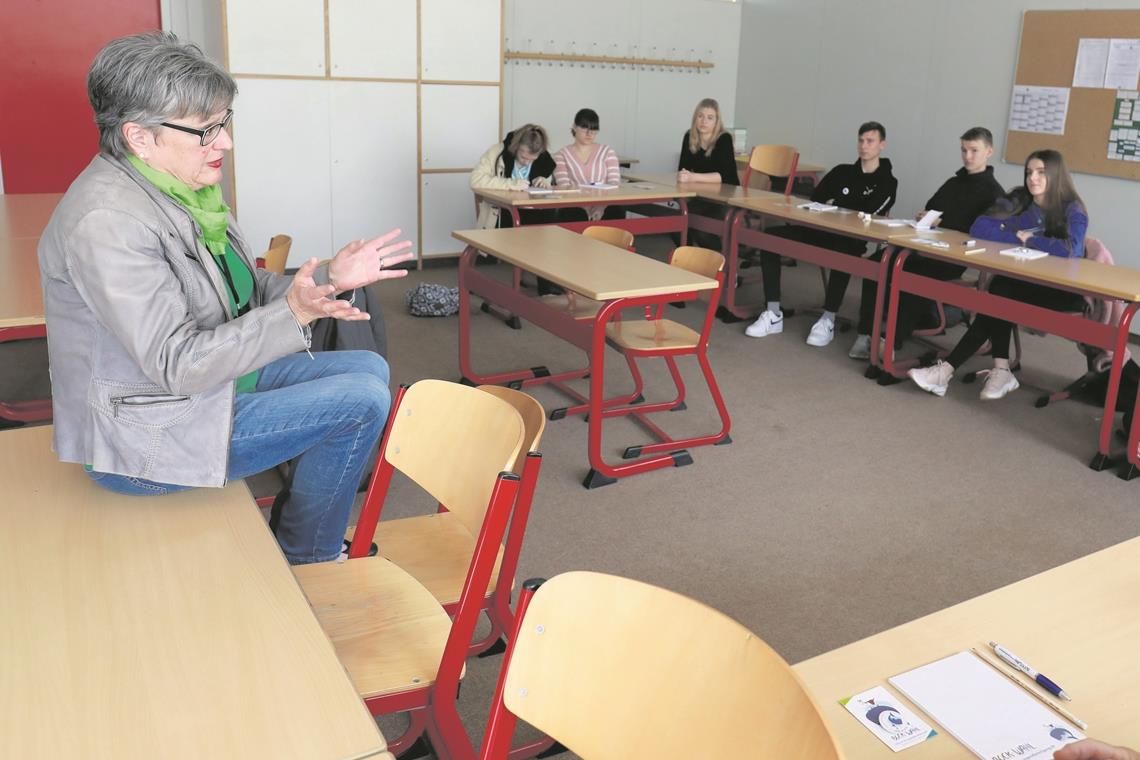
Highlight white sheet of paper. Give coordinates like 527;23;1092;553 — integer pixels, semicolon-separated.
1008;85;1070;135
1073;38;1110;88
798;202;838;212
889;652;1083;760
1000;246;1050;261
915;209;942;230
842;686;937;752
1105;39;1140;90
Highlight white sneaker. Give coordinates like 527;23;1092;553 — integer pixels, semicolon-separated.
806;316;835;347
979;367;1019;400
848;334;871;360
907;360;953;397
745;309;783;338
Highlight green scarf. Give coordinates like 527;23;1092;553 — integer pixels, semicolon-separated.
127;155;230;258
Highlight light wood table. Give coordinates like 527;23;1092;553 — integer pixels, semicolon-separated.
472;181;696;241
453;225;720;488
0;425;393;760
724;195;900;320
878;231;1140;474
794;536;1140;757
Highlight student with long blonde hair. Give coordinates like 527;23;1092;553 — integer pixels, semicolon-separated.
677;98;739;248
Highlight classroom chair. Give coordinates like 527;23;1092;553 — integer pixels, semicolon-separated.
255;233;292;274
477;571;844;760
581;246;731;487
346;384;546;658
740;144;799;197
292;379;525;758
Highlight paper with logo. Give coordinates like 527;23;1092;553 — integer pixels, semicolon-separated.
841;686;936;752
889;651;1083;759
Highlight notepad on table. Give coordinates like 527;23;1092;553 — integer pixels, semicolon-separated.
798;202;838;212
526;187;581;196
889;651;1083;759
585;182;618;190
907;237;950;249
999;246;1049;261
871;218;912;227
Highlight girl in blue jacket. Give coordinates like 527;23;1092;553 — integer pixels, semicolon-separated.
907;149;1087;400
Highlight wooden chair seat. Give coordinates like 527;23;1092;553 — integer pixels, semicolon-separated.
293;556;460;700
370;512;506;607
538;292;603;320
606;318;700;351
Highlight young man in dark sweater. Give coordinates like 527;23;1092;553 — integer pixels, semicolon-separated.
746;121;897;347
847;126;1005;359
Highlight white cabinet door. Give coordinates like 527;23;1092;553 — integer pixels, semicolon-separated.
421;172;477;257
421;0;500;82
329;81;419;255
328;0;417;79
226;0;325;76
232;78;332;267
421;84;500;170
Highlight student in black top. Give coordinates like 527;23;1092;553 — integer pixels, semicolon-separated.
677;98;739;249
848;127;1005;360
744;121;897;348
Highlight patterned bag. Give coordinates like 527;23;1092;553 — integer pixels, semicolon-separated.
405;282;460;317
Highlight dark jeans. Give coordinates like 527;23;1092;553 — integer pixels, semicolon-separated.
858;250;966;339
945;276;1085;367
757;225;868;307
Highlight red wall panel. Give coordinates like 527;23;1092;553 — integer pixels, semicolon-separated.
0;0;161;193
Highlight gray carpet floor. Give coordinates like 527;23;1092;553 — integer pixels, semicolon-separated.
7;235;1138;755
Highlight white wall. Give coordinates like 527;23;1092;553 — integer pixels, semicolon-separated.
504;0;742;173
735;0;1140;271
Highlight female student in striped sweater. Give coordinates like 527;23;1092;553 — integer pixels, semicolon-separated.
908;149;1088;401
553;108;623;222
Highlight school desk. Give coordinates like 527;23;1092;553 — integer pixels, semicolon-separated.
878;231;1140;473
793;535;1140;757
0;424;394;760
452;225;720;487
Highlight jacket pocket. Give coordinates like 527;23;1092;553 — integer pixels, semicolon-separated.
90;379;198;429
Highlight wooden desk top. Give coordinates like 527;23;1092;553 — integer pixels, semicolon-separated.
617;156;639;165
473;182;695;207
889;230;1140;302
453;226;717;301
0;192;62;240
729;195;900;242
793;536;1140;757
622;172;780;203
0;425;392;760
0;236;45;328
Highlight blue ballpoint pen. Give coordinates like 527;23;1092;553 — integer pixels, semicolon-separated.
989;641;1072;701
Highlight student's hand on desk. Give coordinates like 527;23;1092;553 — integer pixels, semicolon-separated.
677;169;693;183
1016;229;1034;244
511;178;529;191
1055;739;1140;760
531;176;551;189
327;229;415;292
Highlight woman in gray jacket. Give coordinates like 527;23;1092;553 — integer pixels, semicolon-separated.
37;32;413;564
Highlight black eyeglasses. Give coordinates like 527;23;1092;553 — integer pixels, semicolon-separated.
160;109;233;146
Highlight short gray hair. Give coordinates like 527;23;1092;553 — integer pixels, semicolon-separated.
88;31;237;157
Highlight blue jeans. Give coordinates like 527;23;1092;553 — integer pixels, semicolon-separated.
87;350;391;564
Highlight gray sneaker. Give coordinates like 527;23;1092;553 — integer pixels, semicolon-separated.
848;334;871;359
907;360;953;397
979;367;1019;400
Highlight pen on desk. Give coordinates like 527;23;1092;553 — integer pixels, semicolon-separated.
989;641;1071;701
963;248;986;255
972;648;1087;730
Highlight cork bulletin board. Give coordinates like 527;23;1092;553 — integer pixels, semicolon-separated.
1005;9;1140;180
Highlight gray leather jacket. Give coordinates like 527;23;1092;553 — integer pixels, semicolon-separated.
38;154;312;487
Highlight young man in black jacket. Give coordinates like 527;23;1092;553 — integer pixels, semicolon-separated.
745;121;897;347
847;126;1005;360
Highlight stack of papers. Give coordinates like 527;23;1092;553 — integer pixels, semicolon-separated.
871;218;913;227
908;237;950;249
999;246;1050;261
798;202;838;212
585;182;618;190
526;187;581;196
889;651;1083;759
